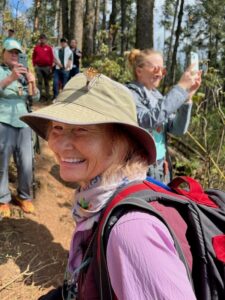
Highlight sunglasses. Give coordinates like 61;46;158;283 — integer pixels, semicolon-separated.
143;62;167;76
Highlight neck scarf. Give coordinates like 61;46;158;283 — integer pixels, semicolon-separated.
72;175;130;231
67;170;146;281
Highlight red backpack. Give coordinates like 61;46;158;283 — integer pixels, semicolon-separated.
93;176;225;300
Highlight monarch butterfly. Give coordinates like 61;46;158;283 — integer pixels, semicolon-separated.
84;67;100;90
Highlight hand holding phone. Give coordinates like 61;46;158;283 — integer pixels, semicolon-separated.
18;53;28;68
190;51;199;73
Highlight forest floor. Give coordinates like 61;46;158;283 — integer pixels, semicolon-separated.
0;102;76;300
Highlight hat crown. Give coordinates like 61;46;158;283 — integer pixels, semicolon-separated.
20;72;156;164
3;39;22;52
55;73;138;125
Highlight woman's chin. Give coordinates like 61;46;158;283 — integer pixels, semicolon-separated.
59;171;80;183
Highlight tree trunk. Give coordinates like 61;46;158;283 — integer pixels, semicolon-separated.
120;0;127;54
42;0;48;33
170;0;184;85
109;0;118;51
162;0;179;93
93;0;100;54
61;0;69;39
1;0;7;36
54;0;62;44
34;0;42;32
165;0;179;70
83;0;95;58
70;0;84;50
101;0;107;30
136;0;154;49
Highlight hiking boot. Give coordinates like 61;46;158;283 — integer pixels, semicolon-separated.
14;196;34;213
0;203;10;218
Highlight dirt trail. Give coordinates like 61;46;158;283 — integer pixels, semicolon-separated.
0;139;75;300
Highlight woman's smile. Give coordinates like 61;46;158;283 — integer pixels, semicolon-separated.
61;157;85;164
48;122;114;187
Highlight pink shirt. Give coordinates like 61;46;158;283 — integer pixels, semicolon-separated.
106;211;196;300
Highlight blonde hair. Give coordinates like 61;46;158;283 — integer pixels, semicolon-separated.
127;48;163;79
101;124;149;184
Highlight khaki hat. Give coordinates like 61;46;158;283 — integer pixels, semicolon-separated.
21;73;156;164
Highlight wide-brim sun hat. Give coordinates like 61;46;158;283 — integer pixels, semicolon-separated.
21;71;156;164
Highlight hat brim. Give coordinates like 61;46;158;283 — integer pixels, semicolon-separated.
21;103;156;165
4;46;22;53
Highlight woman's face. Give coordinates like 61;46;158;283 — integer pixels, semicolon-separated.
3;49;19;68
136;53;166;90
48;122;114;188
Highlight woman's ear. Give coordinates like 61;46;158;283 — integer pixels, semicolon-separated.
135;66;142;78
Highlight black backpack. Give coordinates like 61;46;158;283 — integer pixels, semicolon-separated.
94;176;225;300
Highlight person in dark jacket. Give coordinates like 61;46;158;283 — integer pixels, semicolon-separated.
69;39;82;79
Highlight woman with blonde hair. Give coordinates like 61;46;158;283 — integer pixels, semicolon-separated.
127;48;202;183
22;72;195;300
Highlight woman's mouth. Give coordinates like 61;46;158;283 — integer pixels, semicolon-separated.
61;158;85;164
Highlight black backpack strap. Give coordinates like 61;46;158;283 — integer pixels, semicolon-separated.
126;82;149;106
94;182;193;300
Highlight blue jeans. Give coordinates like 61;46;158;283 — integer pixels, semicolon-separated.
0;123;33;203
69;66;79;80
53;69;70;98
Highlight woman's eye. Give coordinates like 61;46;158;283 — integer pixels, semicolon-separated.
53;125;63;131
51;125;64;135
76;127;88;132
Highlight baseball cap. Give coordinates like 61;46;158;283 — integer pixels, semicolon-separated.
39;34;47;39
3;39;22;53
60;38;68;43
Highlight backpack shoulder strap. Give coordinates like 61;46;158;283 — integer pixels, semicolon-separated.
95;181;192;300
126;82;149;105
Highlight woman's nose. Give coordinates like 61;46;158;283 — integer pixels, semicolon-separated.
57;132;75;149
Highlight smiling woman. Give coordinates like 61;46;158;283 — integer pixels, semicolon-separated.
126;48;202;183
48;122;115;186
20;72;195;300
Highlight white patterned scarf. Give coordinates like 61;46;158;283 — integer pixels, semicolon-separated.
68;170;146;279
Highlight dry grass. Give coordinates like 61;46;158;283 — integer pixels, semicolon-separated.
0;139;74;300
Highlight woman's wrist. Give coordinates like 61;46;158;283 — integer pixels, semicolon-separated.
177;82;190;93
186;97;193;104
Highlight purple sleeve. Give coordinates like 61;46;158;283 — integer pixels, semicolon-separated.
106;211;196;300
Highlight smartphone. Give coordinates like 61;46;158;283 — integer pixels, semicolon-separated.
190;51;199;73
18;53;28;68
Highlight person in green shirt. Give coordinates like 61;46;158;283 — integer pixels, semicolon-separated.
0;39;40;217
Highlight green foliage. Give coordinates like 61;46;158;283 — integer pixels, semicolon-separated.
83;30;133;83
174;159;202;178
91;57;121;79
178;69;225;188
90;54;132;83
